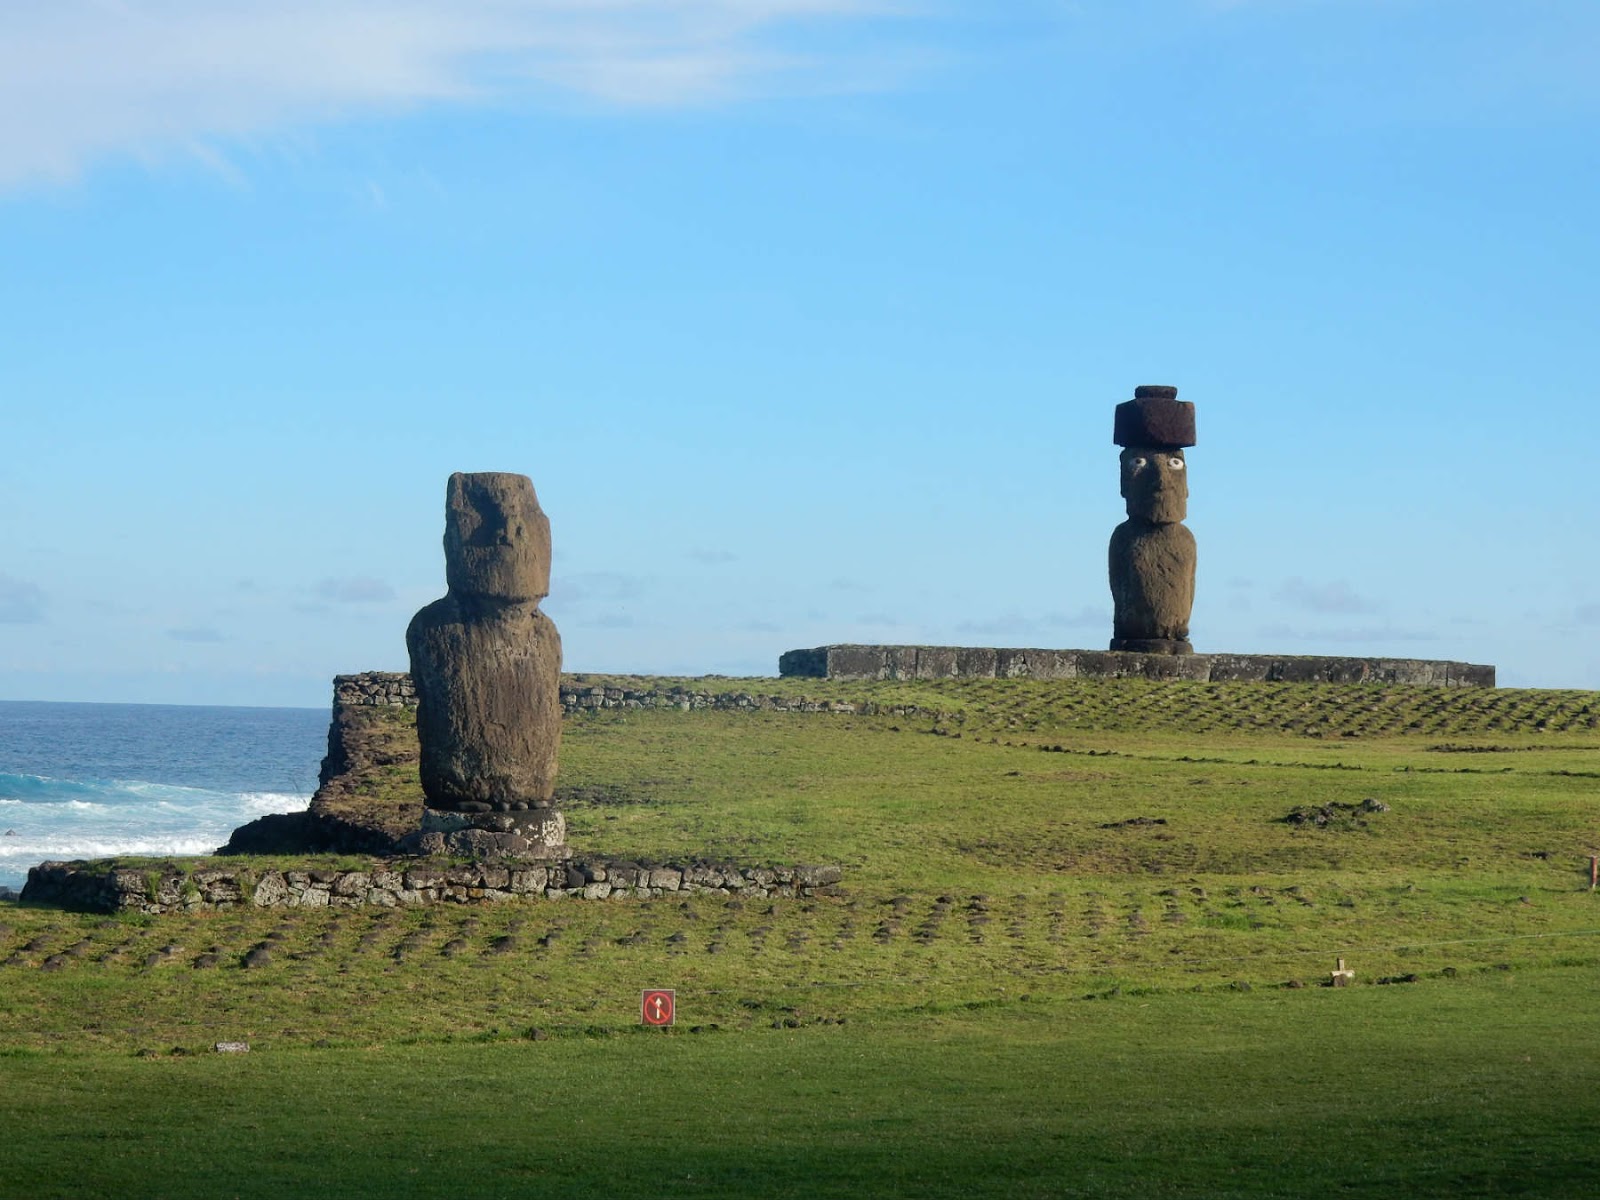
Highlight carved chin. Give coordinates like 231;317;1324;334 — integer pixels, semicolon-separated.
1128;495;1187;523
448;548;549;601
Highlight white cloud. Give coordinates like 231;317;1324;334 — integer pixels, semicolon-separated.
315;576;398;603
0;0;915;190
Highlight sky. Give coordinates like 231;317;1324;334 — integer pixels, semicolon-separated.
3;0;1599;707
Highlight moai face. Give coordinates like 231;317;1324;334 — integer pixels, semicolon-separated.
442;472;552;602
1120;447;1188;524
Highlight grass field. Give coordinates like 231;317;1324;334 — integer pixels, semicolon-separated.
3;677;1598;1196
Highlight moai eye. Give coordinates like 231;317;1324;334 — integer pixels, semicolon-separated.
1129;456;1148;469
1168;457;1185;470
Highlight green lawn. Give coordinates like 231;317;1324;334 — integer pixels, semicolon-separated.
2;970;1595;1199
3;678;1598;1196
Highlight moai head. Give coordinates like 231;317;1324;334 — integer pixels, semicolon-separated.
442;472;551;603
1113;385;1196;524
1120;447;1188;523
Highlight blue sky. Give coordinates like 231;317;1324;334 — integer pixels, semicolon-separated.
3;0;1598;706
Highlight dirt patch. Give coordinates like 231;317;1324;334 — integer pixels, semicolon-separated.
1282;798;1390;828
554;784;659;808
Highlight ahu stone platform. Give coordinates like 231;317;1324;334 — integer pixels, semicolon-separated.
779;645;1495;687
23;858;844;915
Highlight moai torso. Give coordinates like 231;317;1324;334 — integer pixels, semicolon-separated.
1108;386;1196;655
405;472;563;812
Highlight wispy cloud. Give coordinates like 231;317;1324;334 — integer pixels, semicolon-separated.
316;576;397;604
0;1;918;189
581;612;641;630
547;570;650;631
553;570;648;604
856;611;905;627
167;625;225;643
0;574;46;624
955;607;1106;639
688;547;739;565
1275;577;1376;615
1257;621;1437;645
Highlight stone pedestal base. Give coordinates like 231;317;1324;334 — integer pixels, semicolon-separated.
1110;637;1193;655
398;807;568;861
780;644;1496;686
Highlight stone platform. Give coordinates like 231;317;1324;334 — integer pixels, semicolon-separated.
779;645;1494;687
21;858;844;914
397;808;568;861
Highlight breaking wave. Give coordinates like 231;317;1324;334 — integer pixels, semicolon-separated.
0;772;311;890
0;700;326;891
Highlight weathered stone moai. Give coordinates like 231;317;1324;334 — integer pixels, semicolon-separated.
1109;385;1196;655
405;472;566;859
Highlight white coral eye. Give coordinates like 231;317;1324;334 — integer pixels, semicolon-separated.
1129;456;1147;468
1168;457;1185;470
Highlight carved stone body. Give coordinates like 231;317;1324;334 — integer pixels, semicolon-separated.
1109;518;1195;652
1109;386;1197;655
406;472;563;814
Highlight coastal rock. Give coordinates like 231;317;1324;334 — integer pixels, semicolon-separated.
217;811;328;855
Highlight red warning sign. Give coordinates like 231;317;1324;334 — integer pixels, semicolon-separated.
641;989;675;1026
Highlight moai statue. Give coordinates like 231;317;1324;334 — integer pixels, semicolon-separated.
1109;385;1196;655
406;472;565;857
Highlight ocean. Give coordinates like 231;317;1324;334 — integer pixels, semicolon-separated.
0;701;328;891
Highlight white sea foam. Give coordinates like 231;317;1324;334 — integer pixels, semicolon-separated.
0;784;315;887
239;791;312;816
0;700;328;889
125;780;223;799
1;835;221;860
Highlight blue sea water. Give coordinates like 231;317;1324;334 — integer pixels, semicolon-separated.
0;701;328;890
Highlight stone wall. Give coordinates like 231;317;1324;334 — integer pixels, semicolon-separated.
332;671;921;716
335;672;416;706
779;645;1496;688
22;858;844;915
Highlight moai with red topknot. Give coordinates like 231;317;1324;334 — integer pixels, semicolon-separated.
1109;385;1196;655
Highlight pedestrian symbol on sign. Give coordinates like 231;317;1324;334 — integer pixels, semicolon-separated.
641;989;675;1027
